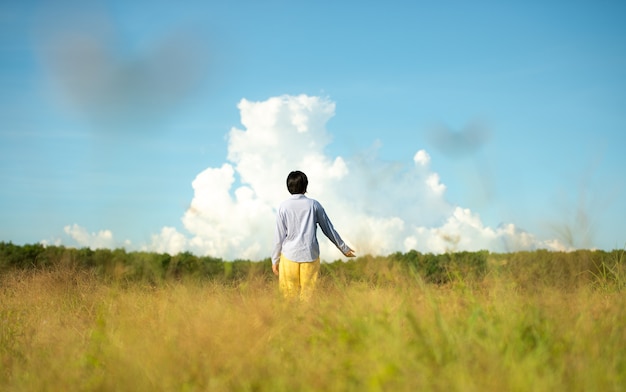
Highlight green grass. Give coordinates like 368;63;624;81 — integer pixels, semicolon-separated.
1;255;625;391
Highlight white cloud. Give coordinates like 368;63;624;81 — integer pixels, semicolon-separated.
147;227;187;255
426;173;446;195
414;149;430;166
63;224;115;249
145;94;567;259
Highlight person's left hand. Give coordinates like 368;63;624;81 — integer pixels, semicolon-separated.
345;250;356;257
272;262;279;276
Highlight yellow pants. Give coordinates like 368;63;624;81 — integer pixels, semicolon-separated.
279;254;320;301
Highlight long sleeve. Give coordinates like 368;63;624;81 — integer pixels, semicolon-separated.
315;203;352;255
271;211;287;265
272;194;351;264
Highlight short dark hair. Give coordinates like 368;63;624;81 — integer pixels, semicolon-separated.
286;171;308;194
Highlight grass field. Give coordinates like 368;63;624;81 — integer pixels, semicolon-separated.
1;255;625;391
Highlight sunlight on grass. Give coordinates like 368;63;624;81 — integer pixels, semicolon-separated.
1;260;625;391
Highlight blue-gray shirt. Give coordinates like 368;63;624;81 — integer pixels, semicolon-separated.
272;194;351;265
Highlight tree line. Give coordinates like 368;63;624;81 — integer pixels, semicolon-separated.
0;242;623;289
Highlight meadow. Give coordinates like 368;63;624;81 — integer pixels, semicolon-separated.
1;243;624;391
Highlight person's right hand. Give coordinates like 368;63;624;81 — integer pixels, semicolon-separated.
345;250;356;257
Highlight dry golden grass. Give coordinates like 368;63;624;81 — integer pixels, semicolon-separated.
1;264;625;391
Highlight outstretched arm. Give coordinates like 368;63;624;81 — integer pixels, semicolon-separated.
316;203;355;257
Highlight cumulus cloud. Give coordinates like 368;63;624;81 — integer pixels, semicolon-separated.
413;149;430;166
426;173;446;195
145;94;567;260
63;224;116;249
147;227;188;255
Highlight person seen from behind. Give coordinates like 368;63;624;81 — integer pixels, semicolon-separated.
272;170;355;301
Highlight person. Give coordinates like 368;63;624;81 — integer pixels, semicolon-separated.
271;170;355;301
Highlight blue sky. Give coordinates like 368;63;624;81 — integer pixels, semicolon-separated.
1;0;625;259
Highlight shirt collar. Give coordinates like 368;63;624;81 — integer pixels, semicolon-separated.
290;194;306;199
